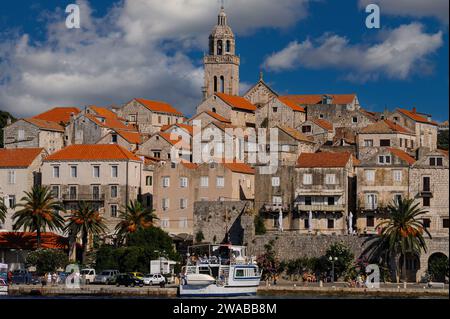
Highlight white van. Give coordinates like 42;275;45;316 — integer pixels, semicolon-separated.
80;268;96;284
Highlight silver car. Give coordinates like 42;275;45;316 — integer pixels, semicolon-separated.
93;270;119;285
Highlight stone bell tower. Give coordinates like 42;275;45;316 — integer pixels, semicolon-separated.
202;6;240;99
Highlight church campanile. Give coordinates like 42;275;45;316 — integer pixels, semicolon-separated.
202;6;240;99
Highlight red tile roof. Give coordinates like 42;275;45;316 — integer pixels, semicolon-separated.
388;148;416;165
24;118;65;132
280;94;356;105
360;120;413;135
297;151;352;168
89;106;121;119
158;132;190;149
45;144;141;161
135;98;183;116
216;93;257;111
0;148;45;168
0;232;68;250
115;130;142;144
85;113;132;131
223;162;255;174
161;123;194;136
205;111;232;123
33;107;80;125
312;119;333;132
180;161;198;169
397;108;438;126
278;97;305;112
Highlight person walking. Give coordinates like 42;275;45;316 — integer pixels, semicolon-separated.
7;271;13;285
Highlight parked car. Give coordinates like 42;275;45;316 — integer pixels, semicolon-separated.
80;268;96;284
94;270;119;285
143;273;166;286
128;272;144;280
115;274;144;287
11;270;32;284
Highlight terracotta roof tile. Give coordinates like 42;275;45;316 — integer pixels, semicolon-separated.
45;144;141;161
24;118;65;132
89;106;120;119
205;111;232;123
387;148;416;165
135;98;183;116
216;93;257;111
280;94;356;105
158;132;190;149
278;97;305;112
222;162;255;174
0;148;45;168
297;151;352;168
360;120;413;135
277;125;314;143
161;123;194;136
33;107;80;125
312;119;333;132
85;114;132;131
115;130;142;144
398;108;438;126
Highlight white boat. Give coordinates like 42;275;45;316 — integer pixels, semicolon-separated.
179;244;261;297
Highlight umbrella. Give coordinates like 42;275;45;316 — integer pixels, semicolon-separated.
308;211;312;233
348;211;353;234
278;209;283;232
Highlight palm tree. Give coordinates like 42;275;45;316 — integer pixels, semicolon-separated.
115;200;158;242
12;185;65;248
65;201;107;265
363;197;431;282
0;197;7;225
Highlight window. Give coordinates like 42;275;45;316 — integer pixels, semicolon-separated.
162;176;170;188
7;170;16;184
51;185;60;199
146;176;152;186
393;170;402;182
319;114;324;119
327;219;334;229
430;157;443;166
443;219;449;229
70;166;77;178
111;185;118;198
111;134;118;143
161;219;170;228
327;197;335;205
365;170;375;182
110;205;118;218
423;218;431;228
366;194;377;210
304;219;309;229
200;176;209;187
281;145;290;152
364;139;373;147
272;196;282;205
422;177;430;192
162;198;170;211
367;216;375;227
272;107;278;113
226;40;231;53
93;166;100;178
303;174;312;185
437;157;443;166
213;76;218;93
380;139;391;147
153;152;161;158
53;166;60;178
378;155;391;164
220;76;225;93
423;197;430;207
272;177;280;187
8;195;16;208
179;218;188;229
92;185;100;200
394;194;402;204
18;129;25;140
325;174;336;185
216;176;224;188
352;117;358;123
69;186;77;200
217;40;223;55
302;126;312;133
110;165;118;178
180;177;188;188
180;198;187;209
305;197;312;205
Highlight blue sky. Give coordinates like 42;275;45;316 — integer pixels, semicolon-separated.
0;0;448;121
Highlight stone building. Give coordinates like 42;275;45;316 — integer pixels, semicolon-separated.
202;6;240;99
255;97;306;129
298;118;334;145
0;148;48;231
187;111;231;128
41;144;144;235
118;98;184;134
387;108;438;151
355;147;415;235
3;118;65;154
96;129;146;152
243;75;278;108
294;152;358;235
138;131;191;162
197;93;256;127
275;126;316;165
357;119;416;160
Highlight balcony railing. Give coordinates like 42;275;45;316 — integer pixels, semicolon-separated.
364;204;377;210
263;203;289;211
296;204;345;212
61;193;105;201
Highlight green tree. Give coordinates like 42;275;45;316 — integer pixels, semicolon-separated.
12;185;65;248
256;240;282;282
437;130;449;150
363;198;431;282
26;249;69;274
325;242;355;280
428;253;449;282
195;231;205;243
115;200;158;242
0;198;7;225
65;201;108;266
254;214;266;235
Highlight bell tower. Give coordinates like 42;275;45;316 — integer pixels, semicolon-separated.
202;6;240;99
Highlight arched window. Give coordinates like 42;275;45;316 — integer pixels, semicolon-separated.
217;40;223;55
220;76;225;93
209;37;214;55
226;40;231;53
214;76;218;93
212;108;217;113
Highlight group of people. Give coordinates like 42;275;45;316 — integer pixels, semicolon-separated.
41;272;60;286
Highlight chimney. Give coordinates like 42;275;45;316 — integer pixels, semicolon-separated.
412;107;416;113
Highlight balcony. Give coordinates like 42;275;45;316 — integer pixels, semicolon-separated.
263;203;289;212
62;193;105;201
419;189;433;198
364;204;377;211
296;204;345;212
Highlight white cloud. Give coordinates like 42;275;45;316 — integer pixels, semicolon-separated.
0;0;310;117
358;0;449;24
263;23;443;81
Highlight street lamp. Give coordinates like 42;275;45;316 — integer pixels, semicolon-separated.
329;256;338;283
